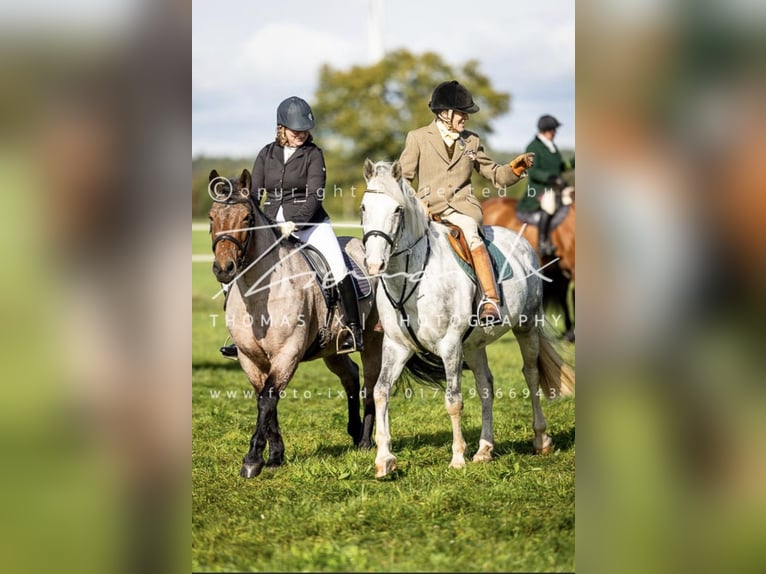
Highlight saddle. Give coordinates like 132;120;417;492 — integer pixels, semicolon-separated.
432;217;513;284
292;237;373;360
294;237;373;307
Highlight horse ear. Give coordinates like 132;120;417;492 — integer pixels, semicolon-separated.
363;158;375;182
209;169;220;182
239;169;252;193
391;161;402;181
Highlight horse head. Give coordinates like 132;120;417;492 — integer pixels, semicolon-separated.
208;168;254;283
361;159;428;276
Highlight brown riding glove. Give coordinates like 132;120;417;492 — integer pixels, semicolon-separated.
509;152;535;176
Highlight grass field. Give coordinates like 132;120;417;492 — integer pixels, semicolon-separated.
192;224;575;572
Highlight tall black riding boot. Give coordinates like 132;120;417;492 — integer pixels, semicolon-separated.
537;211;555;258
336;276;364;354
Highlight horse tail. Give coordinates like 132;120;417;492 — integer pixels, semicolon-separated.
399;352;447;390
537;326;575;398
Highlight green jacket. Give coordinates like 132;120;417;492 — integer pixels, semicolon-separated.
517;136;574;212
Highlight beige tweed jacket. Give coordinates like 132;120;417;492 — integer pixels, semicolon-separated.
399;120;520;225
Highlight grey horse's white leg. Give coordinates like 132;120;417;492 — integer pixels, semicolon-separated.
464;347;495;462
373;339;412;478
442;341;467;469
513;326;553;454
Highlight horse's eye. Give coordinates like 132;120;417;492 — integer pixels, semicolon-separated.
395;206;403;214
360;204;366;212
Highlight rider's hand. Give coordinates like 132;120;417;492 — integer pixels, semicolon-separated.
278;221;296;237
509;152;535;176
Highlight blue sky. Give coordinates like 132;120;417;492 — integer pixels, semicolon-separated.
193;0;575;156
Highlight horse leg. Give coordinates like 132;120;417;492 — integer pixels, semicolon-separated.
323;354;362;445
513;326;554;454
263;357;300;468
373;340;412;478
565;285;575;342
442;343;467;470
359;330;383;449
543;268;567;338
239;353;297;477
265;399;284;468
240;382;279;478
464;348;495;463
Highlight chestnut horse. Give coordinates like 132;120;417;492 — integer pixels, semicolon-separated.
482;194;575;341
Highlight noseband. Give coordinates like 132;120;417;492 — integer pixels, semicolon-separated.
211;197;256;268
362;189;411;255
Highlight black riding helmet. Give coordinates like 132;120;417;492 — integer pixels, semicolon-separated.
537;114;562;131
428;80;480;114
277;96;315;131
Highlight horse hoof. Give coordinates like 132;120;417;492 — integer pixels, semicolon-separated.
472;440;494;463
534;441;554;455
472;451;493;463
240;462;264;478
375;456;397;478
449;456;466;469
357;439;373;450
564;330;575;342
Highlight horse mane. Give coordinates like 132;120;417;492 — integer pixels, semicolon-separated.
368;161;430;239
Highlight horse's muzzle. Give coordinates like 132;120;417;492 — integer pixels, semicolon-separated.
212;259;237;283
364;257;386;277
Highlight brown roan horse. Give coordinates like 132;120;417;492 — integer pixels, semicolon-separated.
482;193;575;341
208;169;383;478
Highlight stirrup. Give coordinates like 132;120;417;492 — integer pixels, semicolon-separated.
476;298;503;326
335;325;361;355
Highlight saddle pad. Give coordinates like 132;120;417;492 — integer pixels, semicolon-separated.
338;237;373;299
516;204;570;231
299;244;335;307
448;238;513;284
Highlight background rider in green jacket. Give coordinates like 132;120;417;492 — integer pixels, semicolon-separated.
517;115;574;257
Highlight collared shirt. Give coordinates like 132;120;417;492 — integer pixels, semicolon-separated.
436;119;462;147
536;133;558;154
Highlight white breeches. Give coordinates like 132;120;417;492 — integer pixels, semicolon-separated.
441;208;483;250
276;207;348;284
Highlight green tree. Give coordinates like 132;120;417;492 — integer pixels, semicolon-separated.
312;49;511;219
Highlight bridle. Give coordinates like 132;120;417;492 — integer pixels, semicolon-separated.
210;193;256;269
361;187;432;354
361;189;425;257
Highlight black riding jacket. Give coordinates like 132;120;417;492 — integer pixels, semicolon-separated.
251;138;329;228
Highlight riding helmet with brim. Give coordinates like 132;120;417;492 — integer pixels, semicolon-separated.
428;80;480;114
277;96;315;131
537;114;562;131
